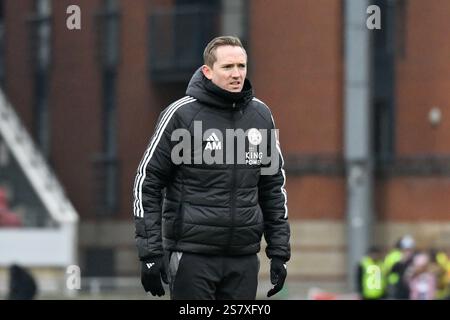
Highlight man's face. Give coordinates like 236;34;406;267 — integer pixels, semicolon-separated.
202;45;247;93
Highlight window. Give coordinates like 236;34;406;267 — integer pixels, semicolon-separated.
93;0;120;215
148;0;248;82
96;0;120;70
29;0;52;158
373;0;397;166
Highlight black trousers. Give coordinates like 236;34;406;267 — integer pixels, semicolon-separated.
168;252;259;300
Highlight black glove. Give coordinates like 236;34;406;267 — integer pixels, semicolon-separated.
141;256;168;296
267;257;287;297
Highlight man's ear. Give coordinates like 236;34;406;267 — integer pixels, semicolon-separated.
202;65;213;80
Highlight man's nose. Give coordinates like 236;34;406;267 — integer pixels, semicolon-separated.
231;66;240;77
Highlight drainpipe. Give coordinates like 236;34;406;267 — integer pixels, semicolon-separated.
344;0;374;292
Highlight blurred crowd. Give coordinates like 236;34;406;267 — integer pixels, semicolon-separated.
356;235;450;300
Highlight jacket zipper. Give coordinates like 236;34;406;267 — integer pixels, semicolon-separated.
227;112;237;253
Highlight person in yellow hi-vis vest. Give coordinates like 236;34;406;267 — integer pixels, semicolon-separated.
434;249;450;299
383;237;403;298
356;246;386;300
383;239;403;293
384;235;416;299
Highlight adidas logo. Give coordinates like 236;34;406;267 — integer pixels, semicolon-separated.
204;132;222;150
146;262;155;269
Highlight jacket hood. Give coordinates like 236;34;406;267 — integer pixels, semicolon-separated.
186;67;254;109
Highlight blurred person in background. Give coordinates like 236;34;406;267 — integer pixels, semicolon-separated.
133;36;290;300
7;264;37;300
434;248;450;299
356;246;386;300
383;237;402;274
385;235;416;299
405;251;438;300
383;237;403;297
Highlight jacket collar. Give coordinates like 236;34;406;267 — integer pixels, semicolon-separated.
186;67;254;110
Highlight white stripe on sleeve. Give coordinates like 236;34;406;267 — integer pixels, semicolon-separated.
133;96;196;217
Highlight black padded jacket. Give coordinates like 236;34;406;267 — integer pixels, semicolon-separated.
133;68;290;262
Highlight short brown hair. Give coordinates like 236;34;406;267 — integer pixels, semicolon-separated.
203;36;246;67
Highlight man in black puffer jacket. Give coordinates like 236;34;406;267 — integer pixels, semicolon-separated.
133;36;290;300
